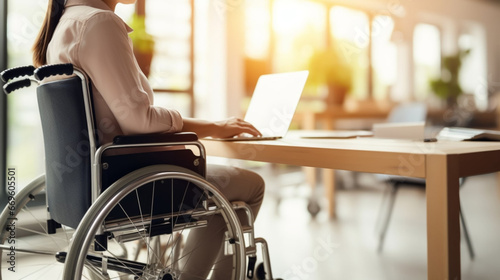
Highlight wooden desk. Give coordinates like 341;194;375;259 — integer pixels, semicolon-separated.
295;105;392;204
202;135;500;280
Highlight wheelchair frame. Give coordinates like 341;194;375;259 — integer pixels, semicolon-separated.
0;64;277;280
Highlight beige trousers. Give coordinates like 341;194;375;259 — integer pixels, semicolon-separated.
178;164;265;280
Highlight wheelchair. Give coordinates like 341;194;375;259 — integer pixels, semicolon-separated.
0;64;279;280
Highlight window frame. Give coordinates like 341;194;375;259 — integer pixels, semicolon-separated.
143;0;196;117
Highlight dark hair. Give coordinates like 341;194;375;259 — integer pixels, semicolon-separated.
32;0;65;67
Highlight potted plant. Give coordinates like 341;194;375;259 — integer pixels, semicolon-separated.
306;44;353;107
429;49;470;107
128;0;155;77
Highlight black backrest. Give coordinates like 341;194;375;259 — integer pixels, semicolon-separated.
37;76;93;229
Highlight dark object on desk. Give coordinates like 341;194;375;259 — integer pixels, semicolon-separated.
376;176;475;259
437;127;500;141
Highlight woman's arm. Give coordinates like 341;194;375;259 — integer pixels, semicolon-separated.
77;12;183;136
182;117;261;139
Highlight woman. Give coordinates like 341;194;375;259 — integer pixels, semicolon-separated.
33;0;265;279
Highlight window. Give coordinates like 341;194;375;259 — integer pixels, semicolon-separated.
146;0;192;91
272;0;326;73
371;15;397;100
116;0;195;117
244;3;393;101
244;0;327;100
413;23;441;100
244;0;270;60
458;24;487;110
330;6;370;100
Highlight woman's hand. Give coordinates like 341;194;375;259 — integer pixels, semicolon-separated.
182;117;261;139
212;117;262;138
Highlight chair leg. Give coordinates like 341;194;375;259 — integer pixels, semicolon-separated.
378;184;399;253
375;183;391;233
376;181;475;259
459;203;475;260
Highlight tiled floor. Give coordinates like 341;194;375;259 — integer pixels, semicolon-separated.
4;165;500;279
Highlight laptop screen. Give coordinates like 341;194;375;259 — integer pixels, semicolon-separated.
244;70;309;137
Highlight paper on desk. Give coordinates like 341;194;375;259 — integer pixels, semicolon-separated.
372;121;425;140
298;130;374;139
436;127;500;141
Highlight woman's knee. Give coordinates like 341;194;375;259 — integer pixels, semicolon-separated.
206;164;265;203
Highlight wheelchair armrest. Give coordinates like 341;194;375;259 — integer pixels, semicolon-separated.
113;132;198;145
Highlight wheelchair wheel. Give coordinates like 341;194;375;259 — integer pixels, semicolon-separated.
0;175;76;279
63;165;247;280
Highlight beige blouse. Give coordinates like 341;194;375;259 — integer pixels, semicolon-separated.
47;0;183;145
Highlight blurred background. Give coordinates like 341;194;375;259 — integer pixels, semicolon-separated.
1;0;500;279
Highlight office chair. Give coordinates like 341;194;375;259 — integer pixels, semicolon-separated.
385;102;428;124
375;102;475;259
376;177;475;258
0;64;279;279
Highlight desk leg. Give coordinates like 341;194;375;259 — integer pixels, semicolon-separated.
304;166;317;191
426;155;461;280
323;169;336;218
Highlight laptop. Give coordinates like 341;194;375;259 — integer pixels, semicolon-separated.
210;70;309;141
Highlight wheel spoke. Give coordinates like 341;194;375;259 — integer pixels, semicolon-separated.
20;207;67;252
166;181;211;271
90;240;142;279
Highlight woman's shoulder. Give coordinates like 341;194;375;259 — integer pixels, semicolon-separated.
63;5;130;33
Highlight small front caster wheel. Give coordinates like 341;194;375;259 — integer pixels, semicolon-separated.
256;263;283;280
